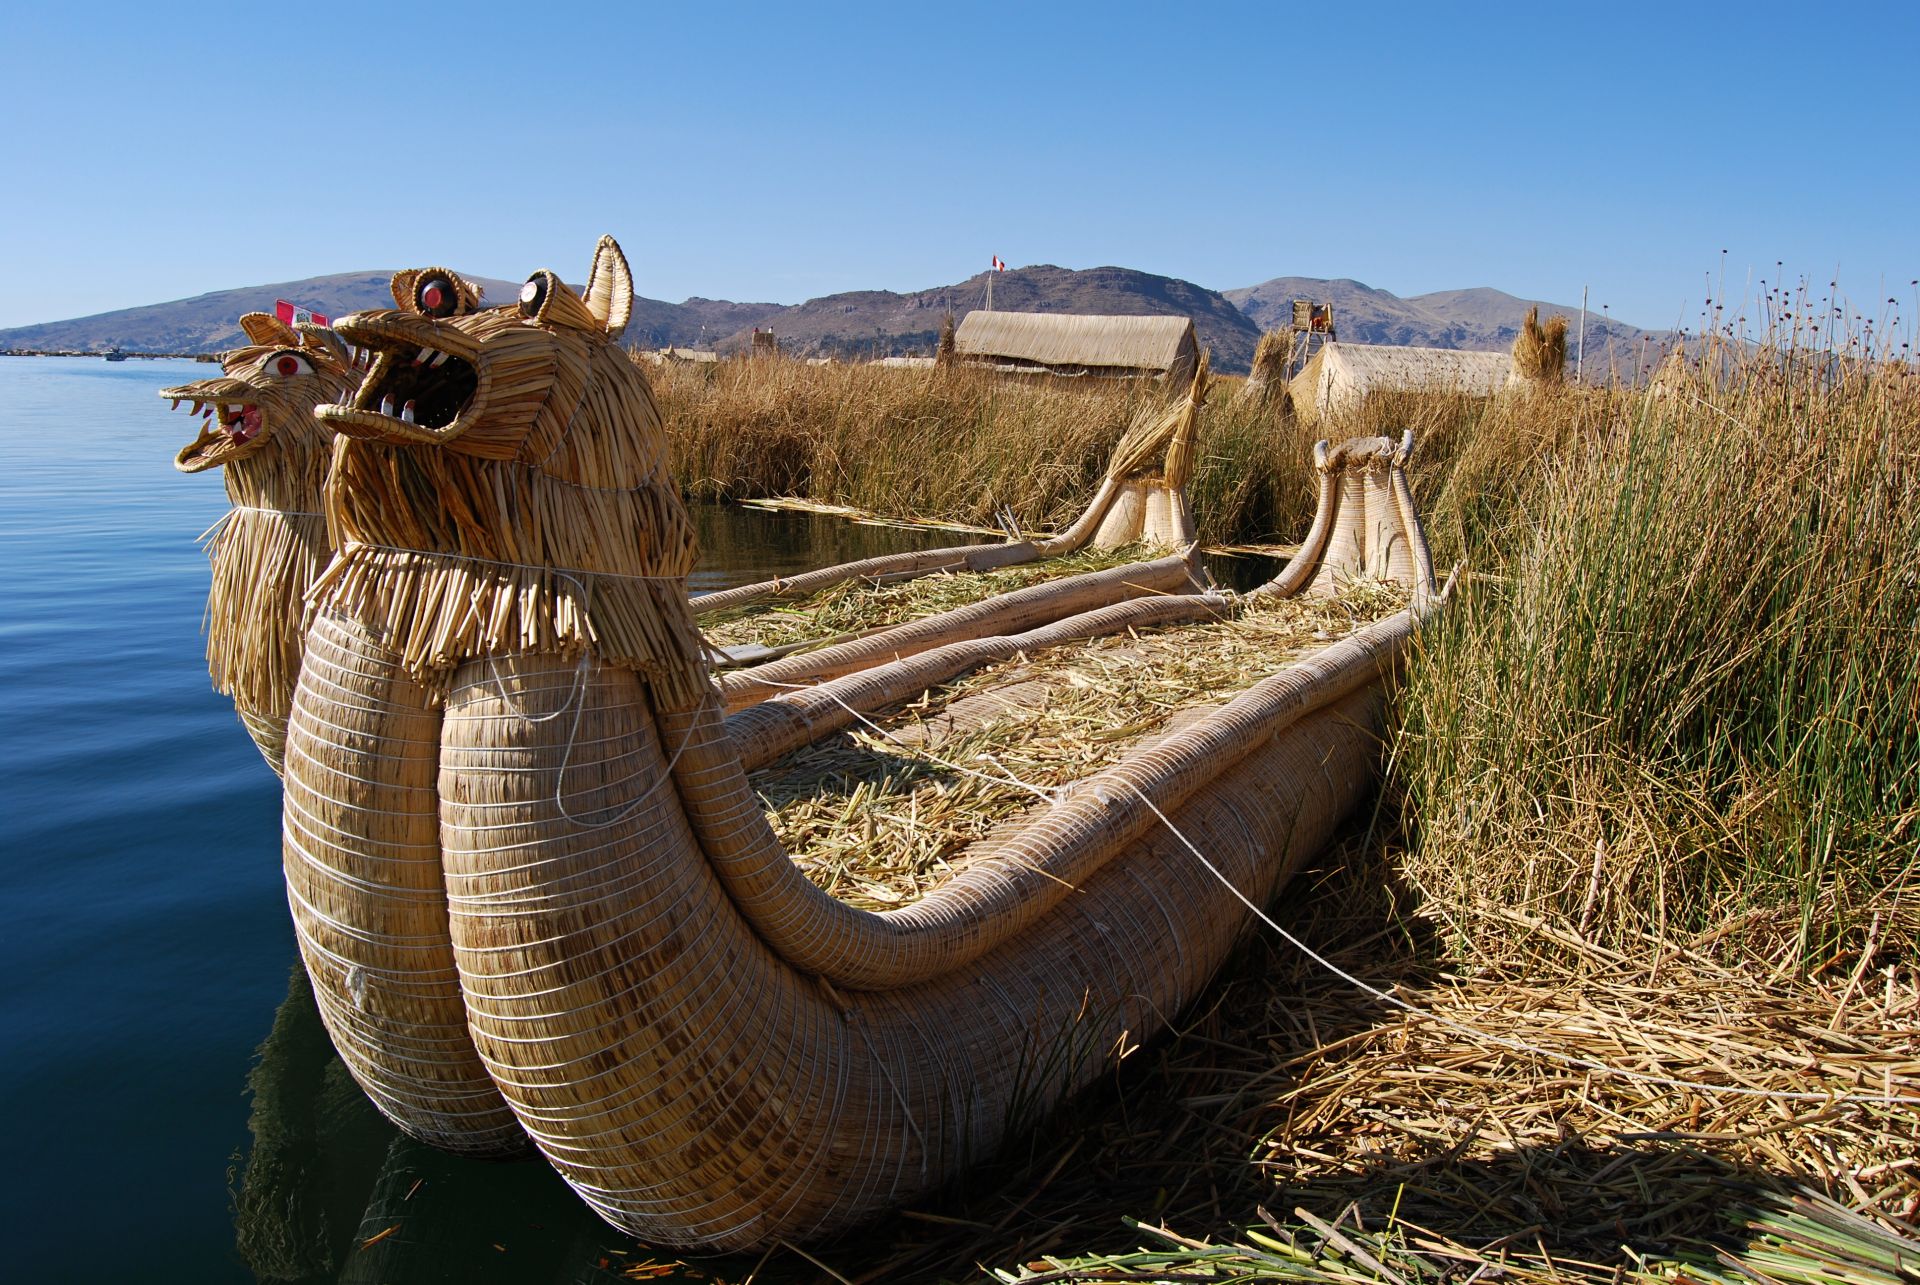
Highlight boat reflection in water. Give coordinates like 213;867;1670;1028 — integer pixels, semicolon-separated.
233;971;742;1285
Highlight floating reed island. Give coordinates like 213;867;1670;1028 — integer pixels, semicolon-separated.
226;233;1453;1250
162;313;354;773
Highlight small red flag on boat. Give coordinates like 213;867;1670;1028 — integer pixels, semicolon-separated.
274;299;330;328
991;256;1004;272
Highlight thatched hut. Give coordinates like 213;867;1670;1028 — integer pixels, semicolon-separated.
954;310;1198;384
646;346;720;365
1289;341;1511;420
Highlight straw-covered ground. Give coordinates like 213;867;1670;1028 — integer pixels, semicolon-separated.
639;321;1919;1283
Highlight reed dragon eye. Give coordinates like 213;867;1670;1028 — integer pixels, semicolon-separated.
519;272;551;320
268;352;312;378
417;275;460;318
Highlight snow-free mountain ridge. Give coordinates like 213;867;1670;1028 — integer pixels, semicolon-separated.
1;264;1663;375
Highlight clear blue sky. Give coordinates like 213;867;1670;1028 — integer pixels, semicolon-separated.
2;1;1914;332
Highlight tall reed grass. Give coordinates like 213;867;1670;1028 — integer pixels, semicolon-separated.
648;358;1300;546
1400;348;1920;965
648;343;1917;965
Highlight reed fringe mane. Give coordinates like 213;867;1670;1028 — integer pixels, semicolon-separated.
314;301;707;705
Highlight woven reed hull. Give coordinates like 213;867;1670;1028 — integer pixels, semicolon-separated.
1313;468;1415;590
436;647;1385;1250
283;611;523;1156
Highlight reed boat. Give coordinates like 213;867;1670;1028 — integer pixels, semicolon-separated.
687;374;1224;716
691;353;1209;633
161;314;354;773
266;235;1445;1251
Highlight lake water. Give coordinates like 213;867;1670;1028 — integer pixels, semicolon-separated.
0;357;1017;1284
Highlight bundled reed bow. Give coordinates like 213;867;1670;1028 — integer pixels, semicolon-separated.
277;234;1445;1250
163;313;354;772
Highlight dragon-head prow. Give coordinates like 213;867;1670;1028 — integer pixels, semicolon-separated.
317;236;635;461
162;313;352;473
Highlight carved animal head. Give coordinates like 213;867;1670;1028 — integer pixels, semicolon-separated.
162;314;353;473
317;237;636;465
310;237;701;702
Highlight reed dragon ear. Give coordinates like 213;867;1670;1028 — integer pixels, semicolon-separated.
294;322;351;370
581;235;632;340
239;312;299;347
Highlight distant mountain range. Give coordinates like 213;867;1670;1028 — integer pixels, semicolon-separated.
0;264;1665;375
1226;278;1654;371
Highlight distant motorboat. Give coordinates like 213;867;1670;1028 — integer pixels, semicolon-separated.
104;348;128;362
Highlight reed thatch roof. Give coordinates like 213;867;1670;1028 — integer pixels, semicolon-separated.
955;310;1197;382
1290;341;1510;418
648;346;720;364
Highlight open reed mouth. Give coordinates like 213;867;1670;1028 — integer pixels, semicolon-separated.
164;391;266;471
317;315;482;442
329;338;478;432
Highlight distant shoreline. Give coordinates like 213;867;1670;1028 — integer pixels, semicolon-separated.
2;350;218;361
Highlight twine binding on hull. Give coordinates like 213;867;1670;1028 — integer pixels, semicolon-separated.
277;235;1448;1249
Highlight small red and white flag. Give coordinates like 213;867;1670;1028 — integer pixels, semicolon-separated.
274;299;330;328
991;256;1004;272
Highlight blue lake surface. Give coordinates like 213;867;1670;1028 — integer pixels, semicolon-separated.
0;357;993;1283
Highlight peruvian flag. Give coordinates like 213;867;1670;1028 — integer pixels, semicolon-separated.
991;256;1004;272
274;298;330;327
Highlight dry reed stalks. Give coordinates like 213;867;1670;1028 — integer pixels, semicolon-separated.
1511;304;1570;384
937;312;958;369
1242;328;1295;410
699;544;1149;653
691;355;1211;618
